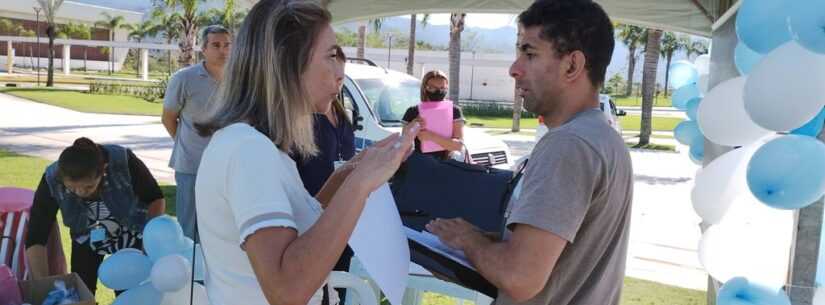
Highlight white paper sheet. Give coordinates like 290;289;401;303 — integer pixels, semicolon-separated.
348;184;410;305
404;227;475;271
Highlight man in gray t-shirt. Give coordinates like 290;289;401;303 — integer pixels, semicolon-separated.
162;25;231;239
427;2;633;305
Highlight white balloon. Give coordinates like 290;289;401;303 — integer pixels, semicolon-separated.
692;135;778;224
150;254;192;293
160;282;210;305
698;76;772;146
698;200;794;290
697;74;710;95
695;54;711;75
745;41;825;131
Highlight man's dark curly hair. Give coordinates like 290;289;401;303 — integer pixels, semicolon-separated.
518;0;615;88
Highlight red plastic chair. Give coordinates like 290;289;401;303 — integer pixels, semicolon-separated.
0;187;67;280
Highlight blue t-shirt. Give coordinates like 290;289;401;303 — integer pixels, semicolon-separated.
291;113;355;196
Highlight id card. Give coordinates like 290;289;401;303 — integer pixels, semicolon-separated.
334;160;346;169
90;226;106;243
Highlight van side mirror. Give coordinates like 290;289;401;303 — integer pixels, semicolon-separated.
616;109;627;117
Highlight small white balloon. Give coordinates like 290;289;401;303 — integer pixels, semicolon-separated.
698;76;772;146
160;282;210;305
694;54;711;75
744;41;825;131
150;254;192;293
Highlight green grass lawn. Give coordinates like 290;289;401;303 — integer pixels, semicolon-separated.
466;115;682;132
612;95;673;107
0;89;683;132
1;88;162;116
1;149;706;305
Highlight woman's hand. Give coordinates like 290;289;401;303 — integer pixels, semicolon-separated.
348;123;419;192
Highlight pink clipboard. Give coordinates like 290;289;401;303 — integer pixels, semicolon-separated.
418;100;454;153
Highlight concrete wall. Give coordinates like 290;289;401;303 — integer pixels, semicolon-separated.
344;46;516;102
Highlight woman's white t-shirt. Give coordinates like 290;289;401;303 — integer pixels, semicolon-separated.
195;123;337;305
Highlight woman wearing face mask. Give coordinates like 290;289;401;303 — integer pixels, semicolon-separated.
25;137;165;297
401;70;466;160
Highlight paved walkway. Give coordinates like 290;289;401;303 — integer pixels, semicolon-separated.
0;93;709;291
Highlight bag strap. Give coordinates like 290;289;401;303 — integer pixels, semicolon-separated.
498;158;529;239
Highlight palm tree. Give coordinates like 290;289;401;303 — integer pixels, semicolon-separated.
95;12;126;75
448;13;465;103
638;29;662;146
356;19;383;59
616;24;645;96
157;0;201;67
152;9;182;75
36;0;65;87
406;14;430;75
659;32;681;96
122;20;160;77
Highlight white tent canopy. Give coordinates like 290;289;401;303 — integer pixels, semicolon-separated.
240;0;732;37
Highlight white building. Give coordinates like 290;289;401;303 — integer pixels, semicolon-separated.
0;0;143;71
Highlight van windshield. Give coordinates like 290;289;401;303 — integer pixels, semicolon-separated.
353;78;421;127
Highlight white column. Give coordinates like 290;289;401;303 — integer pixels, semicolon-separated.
140;49;149;81
6;41;13;74
62;44;71;75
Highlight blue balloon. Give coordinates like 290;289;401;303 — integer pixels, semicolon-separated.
734;43;763;75
717;277;790;305
112;283;163;305
791;107;825;137
747;135;825;209
686;98;701;121
143;216;186;262
735;0;793;54
98;249;152;291
689;139;704;163
672;83;701;110
668;61;699;89
674;120;702;146
789;0;825;54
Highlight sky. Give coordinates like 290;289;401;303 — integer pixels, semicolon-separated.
401;14;517;29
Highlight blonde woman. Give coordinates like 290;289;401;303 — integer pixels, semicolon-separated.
194;1;418;305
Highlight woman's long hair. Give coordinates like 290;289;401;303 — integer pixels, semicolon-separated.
196;0;331;158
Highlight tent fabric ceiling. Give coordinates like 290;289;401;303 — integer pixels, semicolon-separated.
241;0;726;37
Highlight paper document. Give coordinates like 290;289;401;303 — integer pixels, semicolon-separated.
418;100;454;153
404;227;475;271
348;184;409;305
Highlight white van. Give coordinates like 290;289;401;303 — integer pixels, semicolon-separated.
341;61;513;169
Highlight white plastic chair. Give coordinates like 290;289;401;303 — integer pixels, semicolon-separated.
328;271;380;305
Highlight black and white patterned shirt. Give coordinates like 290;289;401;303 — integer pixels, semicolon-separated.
73;200;142;255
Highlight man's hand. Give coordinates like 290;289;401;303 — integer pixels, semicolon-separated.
426;218;485;250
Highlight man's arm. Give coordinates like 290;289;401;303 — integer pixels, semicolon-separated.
161;109;179;138
427;219;566;302
162;72;185;138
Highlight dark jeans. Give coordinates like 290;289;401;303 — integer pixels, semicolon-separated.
71;239;142;296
